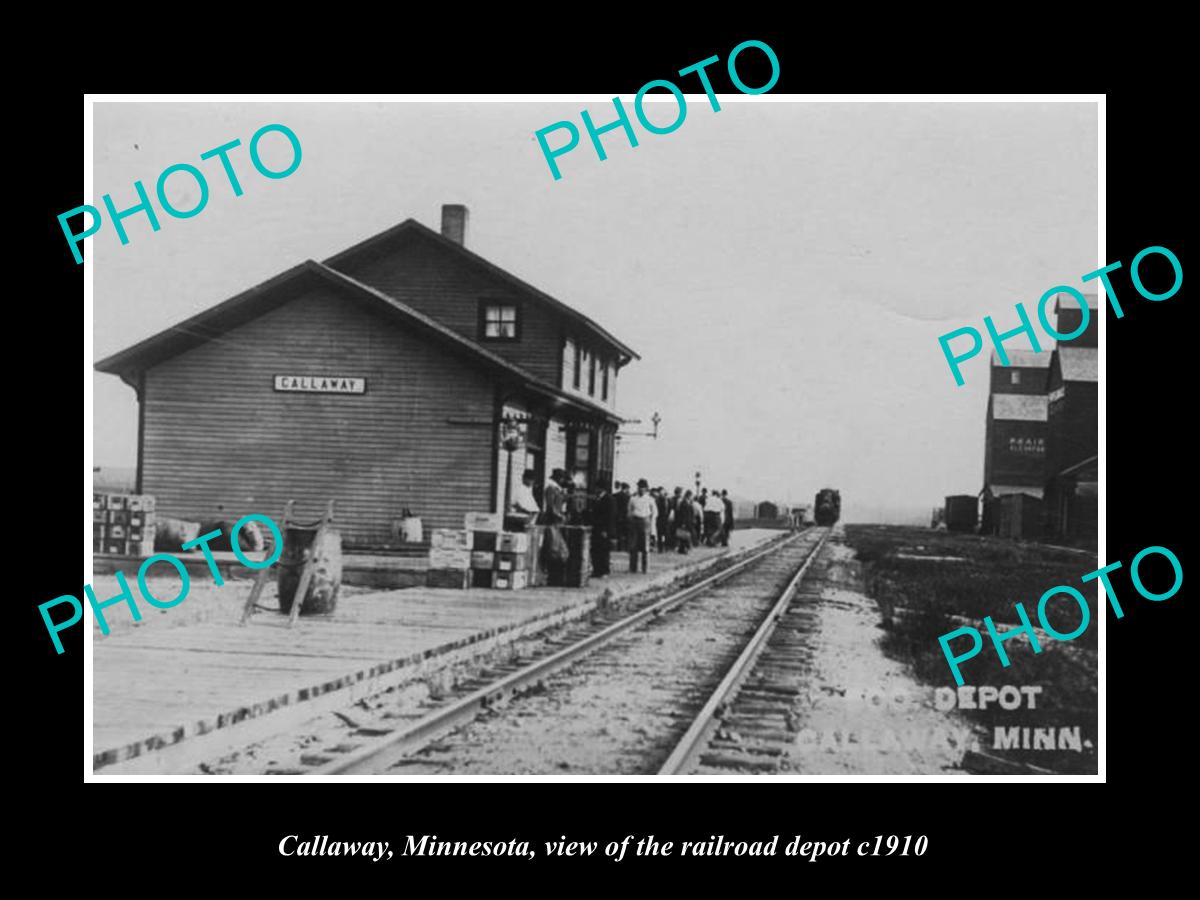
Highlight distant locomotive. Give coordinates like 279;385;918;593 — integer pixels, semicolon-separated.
814;488;841;526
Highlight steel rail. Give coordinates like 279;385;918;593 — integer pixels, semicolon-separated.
309;529;810;775
657;528;830;775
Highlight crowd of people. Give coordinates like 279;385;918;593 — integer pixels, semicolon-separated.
509;468;736;580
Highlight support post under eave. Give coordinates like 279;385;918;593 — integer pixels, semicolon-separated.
117;370;145;495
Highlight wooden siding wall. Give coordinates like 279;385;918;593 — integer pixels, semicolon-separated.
333;234;564;386
559;336;617;412
989;364;1049;396
140;284;499;548
1047;381;1098;479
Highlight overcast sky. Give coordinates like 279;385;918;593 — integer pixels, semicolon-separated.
91;100;1097;523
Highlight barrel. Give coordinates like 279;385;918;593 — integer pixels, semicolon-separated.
278;526;343;615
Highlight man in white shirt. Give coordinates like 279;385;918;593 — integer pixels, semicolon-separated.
703;490;725;547
509;469;540;520
627;478;657;573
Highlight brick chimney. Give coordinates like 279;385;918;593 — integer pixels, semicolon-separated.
441;204;468;246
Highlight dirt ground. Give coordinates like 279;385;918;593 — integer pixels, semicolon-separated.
845;526;1098;774
781;535;980;774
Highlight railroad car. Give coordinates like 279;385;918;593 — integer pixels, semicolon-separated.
755;501;782;520
944;495;978;533
814;488;841;526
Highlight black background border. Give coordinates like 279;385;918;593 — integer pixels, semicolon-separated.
18;27;1188;882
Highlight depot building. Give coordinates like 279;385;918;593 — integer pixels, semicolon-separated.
95;205;638;549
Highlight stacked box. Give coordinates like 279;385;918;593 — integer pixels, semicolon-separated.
471;568;496;588
473;531;498;552
494;571;529;591
497;532;530;553
127;538;156;557
427;529;472;589
94;492;158;555
430;528;473;550
470;550;495;569
493;551;528;573
465;512;504;532
428;548;471;569
427;568;470;589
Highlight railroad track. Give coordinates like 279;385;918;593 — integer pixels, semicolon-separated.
255;527;829;775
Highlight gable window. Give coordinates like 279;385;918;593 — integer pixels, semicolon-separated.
602;361;610;401
573;342;582;389
480;302;519;341
588;353;597;396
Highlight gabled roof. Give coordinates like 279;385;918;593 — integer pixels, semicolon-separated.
990;349;1052;368
94;260;623;424
991;394;1048;422
324;218;639;365
1056;346;1098;383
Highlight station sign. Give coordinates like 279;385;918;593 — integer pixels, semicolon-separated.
273;375;366;394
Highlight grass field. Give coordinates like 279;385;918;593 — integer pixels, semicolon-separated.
844;525;1098;774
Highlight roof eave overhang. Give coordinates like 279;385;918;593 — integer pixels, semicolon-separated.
523;382;624;425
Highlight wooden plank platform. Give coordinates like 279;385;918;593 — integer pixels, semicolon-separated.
93;529;783;774
93;548;430;588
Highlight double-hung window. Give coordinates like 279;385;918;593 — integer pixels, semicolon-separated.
480;303;519;341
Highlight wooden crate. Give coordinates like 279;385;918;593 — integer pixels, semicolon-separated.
471;568;496;589
427;567;470;589
465;512;504;532
429;548;471;569
472;531;498;552
494;571;529;591
430;528;473;550
493;551;528;572
126;538;155;557
497;532;530;553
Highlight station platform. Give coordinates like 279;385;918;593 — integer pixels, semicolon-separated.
92;528;786;774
